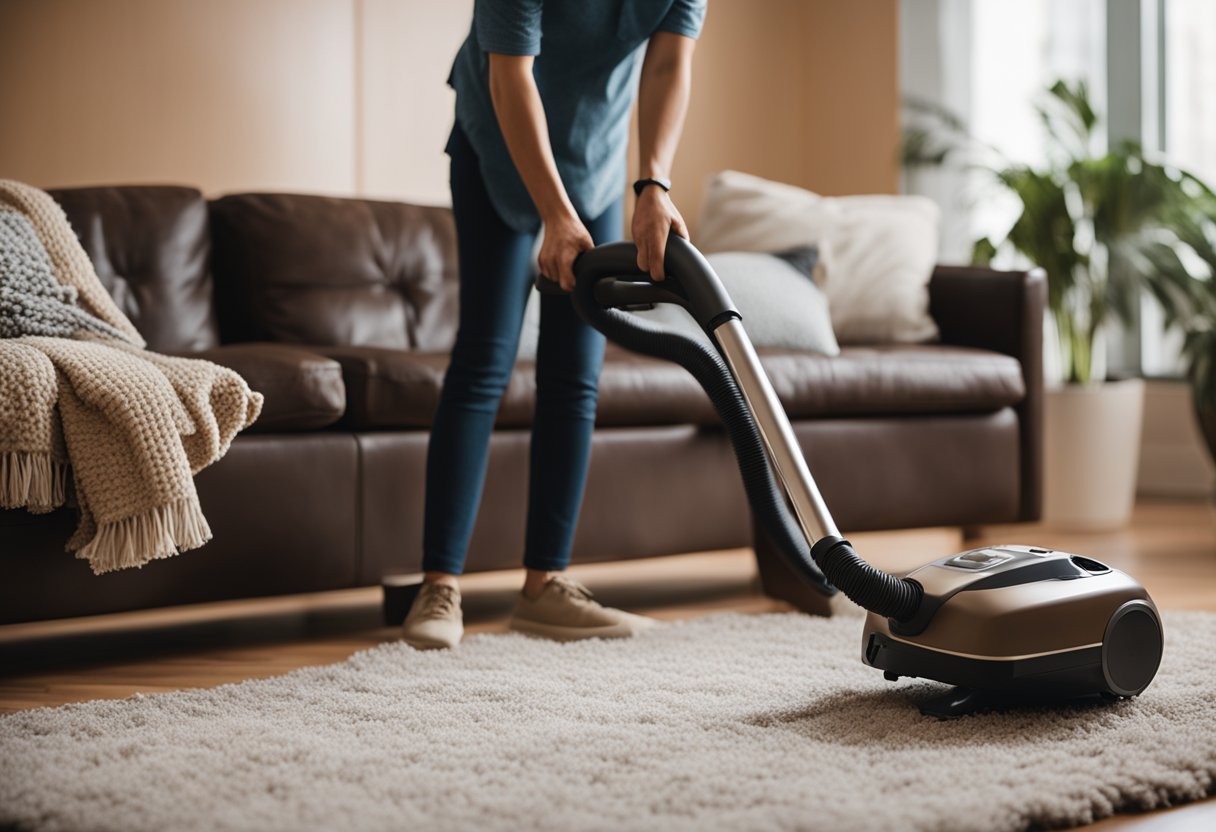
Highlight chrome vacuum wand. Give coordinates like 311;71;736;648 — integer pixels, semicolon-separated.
712;318;839;542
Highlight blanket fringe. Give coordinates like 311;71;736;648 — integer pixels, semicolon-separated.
77;498;214;575
0;451;68;513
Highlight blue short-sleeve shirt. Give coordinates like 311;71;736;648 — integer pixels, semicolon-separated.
448;0;707;233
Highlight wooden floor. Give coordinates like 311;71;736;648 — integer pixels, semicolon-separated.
2;500;1213;830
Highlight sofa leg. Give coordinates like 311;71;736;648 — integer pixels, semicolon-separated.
751;517;834;617
381;574;423;627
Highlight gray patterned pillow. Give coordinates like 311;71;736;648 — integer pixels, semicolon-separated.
626;246;840;355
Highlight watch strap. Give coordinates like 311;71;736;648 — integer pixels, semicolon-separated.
633;177;672;196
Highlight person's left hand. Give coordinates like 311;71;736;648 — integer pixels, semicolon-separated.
632;187;689;281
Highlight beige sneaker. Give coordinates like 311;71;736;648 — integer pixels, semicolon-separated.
401;582;463;649
508;575;657;641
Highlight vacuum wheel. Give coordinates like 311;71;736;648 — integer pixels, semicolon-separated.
1101;600;1164;697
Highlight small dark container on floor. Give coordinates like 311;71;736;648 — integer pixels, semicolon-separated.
382;575;423;626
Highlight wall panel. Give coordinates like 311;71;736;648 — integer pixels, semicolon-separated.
358;0;472;205
0;0;356;195
0;1;898;217
664;0;900;233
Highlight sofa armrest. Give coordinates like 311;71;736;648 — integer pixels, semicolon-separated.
170;343;347;432
928;265;1046;521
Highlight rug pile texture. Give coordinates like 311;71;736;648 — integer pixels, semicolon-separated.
0;179;263;573
1;610;1213;831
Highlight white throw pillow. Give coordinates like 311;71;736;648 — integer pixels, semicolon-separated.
697;170;940;344
515;248;839;361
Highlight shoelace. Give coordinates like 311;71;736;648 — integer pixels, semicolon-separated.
416;585;457;618
548;576;596;603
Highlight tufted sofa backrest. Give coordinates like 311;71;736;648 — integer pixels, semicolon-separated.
48;185;220;352
208;193;459;351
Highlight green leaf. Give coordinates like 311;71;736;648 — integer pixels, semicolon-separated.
971;237;997;267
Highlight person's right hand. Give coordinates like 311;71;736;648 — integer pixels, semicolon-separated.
538;210;594;293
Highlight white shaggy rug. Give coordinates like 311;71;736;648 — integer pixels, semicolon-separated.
2;611;1214;832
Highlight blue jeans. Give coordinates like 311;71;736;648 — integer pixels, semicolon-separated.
422;124;622;575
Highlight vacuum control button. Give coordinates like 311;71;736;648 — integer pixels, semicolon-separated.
948;551;1009;570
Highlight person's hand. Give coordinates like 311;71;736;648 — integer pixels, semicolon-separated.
632;187;689;281
539;209;595;292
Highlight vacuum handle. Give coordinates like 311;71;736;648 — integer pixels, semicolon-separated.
533;273;569;297
537;234;740;333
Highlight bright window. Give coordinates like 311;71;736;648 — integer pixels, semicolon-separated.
1164;0;1216;185
1142;0;1216;376
968;0;1106;249
902;0;1214;379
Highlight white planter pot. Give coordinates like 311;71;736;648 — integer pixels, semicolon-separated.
1043;378;1145;531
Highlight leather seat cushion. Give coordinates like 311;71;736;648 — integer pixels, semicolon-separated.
172;343;347;432
761;344;1026;417
314;343;1025;430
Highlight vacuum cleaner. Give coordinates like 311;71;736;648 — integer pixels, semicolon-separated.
550;234;1164;717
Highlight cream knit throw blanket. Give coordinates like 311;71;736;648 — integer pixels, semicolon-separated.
0;180;263;574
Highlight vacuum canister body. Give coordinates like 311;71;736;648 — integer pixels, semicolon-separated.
861;545;1164;699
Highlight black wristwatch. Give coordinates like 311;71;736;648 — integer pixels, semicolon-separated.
633;177;672;197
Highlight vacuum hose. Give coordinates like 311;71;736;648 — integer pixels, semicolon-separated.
571;277;834;598
810;536;922;621
564;238;924;622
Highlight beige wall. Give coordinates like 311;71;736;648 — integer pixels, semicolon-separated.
0;0;898;223
0;0;471;202
664;0;900;230
1137;381;1216;498
358;0;472;203
0;0;359;196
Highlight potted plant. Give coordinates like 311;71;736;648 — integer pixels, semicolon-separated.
905;81;1216;528
1138;186;1216;478
1181;289;1216;475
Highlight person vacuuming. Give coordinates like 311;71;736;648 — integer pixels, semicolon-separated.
403;0;708;650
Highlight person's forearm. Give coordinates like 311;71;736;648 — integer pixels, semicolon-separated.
487;54;576;223
631;33;696;279
636;33;695;181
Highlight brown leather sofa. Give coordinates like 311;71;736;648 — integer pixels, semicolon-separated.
0;185;1044;624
